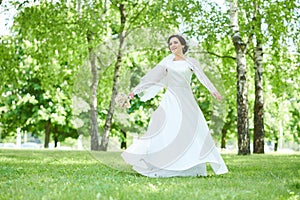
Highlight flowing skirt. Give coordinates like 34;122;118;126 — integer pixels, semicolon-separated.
122;86;228;177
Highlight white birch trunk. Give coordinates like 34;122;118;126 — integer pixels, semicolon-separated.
229;0;250;155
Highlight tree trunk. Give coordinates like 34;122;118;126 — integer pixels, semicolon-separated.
120;129;127;149
54;135;58;148
235;40;250;155
235;32;250;155
44;119;51;148
274;136;278;152
229;0;250;155
221;108;235;149
99;4;126;151
253;0;264;154
253;42;264;153
88;35;100;151
221;127;226;149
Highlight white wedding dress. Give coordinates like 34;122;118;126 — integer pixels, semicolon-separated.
122;54;228;177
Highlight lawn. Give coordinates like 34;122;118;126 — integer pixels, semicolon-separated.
0;149;299;200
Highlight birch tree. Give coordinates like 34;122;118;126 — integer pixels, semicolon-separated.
252;0;264;153
229;0;250;155
99;2;126;151
243;0;299;153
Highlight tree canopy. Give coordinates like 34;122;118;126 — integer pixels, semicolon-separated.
0;0;299;153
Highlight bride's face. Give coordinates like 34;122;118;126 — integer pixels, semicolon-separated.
169;37;184;55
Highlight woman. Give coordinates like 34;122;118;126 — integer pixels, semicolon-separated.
122;35;228;177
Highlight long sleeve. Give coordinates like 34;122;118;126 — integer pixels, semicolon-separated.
132;57;169;101
186;57;219;95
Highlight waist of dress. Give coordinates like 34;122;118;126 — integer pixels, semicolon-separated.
166;85;190;89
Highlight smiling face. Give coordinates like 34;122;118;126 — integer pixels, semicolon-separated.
168;37;185;55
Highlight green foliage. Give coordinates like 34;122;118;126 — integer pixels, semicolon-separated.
0;0;299;148
289;100;300;143
0;66;77;140
0;1;89;142
0;36;20;92
182;0;300;147
0;149;299;200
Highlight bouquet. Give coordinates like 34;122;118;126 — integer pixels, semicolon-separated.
115;92;131;108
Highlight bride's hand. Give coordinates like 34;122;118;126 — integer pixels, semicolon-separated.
213;92;222;101
128;92;135;100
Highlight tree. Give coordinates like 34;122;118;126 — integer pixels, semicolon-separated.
182;0;299;153
75;0;108;151
0;35;20;93
229;0;250;155
241;0;300;153
99;1;126;151
252;0;264;153
6;1;86;147
1;0;298;152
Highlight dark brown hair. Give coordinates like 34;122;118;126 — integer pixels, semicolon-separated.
167;35;189;54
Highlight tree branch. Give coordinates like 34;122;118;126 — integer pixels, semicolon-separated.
127;3;163;36
246;33;253;47
192;50;236;60
96;55;106;68
246;48;254;60
127;3;149;30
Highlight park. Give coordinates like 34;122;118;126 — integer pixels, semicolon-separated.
0;0;299;199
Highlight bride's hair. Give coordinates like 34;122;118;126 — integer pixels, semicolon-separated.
167;35;189;54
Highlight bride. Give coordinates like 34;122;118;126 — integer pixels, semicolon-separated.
122;34;228;178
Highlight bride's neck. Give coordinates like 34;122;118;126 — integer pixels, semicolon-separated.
173;54;185;61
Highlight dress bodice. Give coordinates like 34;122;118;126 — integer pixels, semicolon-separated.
165;60;192;88
132;55;218;102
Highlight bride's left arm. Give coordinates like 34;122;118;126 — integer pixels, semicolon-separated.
187;58;222;101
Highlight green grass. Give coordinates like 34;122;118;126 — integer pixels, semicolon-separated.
0;149;299;200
